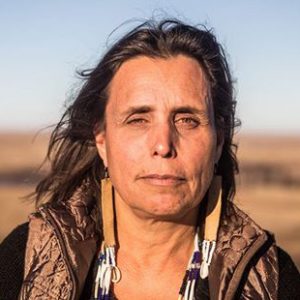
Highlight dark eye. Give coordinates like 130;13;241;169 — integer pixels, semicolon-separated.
127;118;148;125
175;117;200;129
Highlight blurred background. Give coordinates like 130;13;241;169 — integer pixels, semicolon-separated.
0;1;299;268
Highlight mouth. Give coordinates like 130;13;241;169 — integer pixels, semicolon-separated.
138;174;186;187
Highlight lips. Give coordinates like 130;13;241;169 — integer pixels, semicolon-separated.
139;174;186;186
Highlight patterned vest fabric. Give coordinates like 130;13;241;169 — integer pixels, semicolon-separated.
19;186;279;300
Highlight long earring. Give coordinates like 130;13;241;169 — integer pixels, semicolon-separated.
200;174;222;279
94;168;121;300
101;168;116;247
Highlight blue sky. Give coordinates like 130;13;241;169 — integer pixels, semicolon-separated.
1;1;299;134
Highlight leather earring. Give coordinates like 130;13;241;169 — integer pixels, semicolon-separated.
94;168;121;299
101;168;116;247
200;173;222;279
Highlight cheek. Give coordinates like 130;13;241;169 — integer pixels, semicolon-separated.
183;134;216;170
181;134;217;194
105;131;143;176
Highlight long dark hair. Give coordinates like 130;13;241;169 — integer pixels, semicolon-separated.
34;19;240;206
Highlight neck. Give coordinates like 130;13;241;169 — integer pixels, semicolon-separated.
114;196;199;273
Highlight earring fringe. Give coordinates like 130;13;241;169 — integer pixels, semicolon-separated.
200;240;216;279
94;242;121;299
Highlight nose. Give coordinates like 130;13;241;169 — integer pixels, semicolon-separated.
151;122;177;158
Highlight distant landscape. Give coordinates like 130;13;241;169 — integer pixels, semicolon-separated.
0;132;299;269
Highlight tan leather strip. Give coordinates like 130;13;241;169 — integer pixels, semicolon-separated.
204;176;222;241
101;178;116;246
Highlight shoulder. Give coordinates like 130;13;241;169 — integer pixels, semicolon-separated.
0;223;29;299
0;222;29;259
1;222;29;247
277;246;300;299
231;204;300;297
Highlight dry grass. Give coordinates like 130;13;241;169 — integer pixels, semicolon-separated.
0;132;49;172
0;132;299;269
236;185;300;264
236;134;300;165
0;185;35;240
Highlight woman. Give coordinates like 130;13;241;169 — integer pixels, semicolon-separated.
1;19;299;300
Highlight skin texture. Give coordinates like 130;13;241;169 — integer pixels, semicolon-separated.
95;55;223;299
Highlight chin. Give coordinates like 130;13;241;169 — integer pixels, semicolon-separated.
135;196;195;220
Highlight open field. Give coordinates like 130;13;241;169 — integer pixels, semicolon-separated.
0;132;299;269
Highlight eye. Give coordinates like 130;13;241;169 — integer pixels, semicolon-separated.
126;117;148;125
174;116;200;129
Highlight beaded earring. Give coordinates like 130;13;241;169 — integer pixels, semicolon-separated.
94;169;121;299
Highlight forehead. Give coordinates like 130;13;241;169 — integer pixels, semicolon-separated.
107;54;209;110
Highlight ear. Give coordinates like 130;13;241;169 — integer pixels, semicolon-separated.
94;130;108;167
215;129;224;164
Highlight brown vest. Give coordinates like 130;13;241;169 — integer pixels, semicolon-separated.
19;187;278;299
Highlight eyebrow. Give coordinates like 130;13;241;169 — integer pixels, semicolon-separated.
171;106;207;115
121;105;154;117
121;105;207;117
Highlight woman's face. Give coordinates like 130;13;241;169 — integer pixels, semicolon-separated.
95;55;223;220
